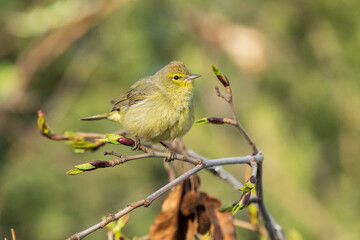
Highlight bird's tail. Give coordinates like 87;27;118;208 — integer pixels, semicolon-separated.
80;113;110;121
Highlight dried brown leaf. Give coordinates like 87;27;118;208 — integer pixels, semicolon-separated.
214;209;236;240
150;177;235;240
201;193;236;240
185;216;198;240
149;184;182;240
180;191;201;216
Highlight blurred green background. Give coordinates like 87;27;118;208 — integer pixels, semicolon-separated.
0;0;359;239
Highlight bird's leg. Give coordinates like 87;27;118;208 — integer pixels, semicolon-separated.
132;136;141;151
130;137;154;153
160;141;176;162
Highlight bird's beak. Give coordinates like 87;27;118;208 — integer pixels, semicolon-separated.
186;74;201;81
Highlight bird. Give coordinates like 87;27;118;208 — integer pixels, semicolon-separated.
81;61;200;148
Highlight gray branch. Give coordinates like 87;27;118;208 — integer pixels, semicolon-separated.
67;152;263;240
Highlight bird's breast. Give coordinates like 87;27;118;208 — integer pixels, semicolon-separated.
119;88;194;142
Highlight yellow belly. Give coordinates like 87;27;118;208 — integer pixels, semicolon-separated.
115;92;194;142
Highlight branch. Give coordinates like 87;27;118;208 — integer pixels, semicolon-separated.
68;200;146;240
38;65;285;240
67;153;264;239
67;147;204;175
187;150;244;189
233;219;267;237
104;150;201;166
38;109;128;153
38;110;126;141
207;66;283;240
184;150;285;239
201;66;258;155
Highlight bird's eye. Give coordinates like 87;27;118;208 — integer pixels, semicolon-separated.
174;75;179;80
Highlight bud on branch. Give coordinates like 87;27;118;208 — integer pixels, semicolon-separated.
195;117;237;126
117;137;135;147
67;160;116;175
212;65;230;87
37;110;106;152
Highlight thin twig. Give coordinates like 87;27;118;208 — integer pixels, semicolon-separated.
233;219;267;237
77;150;204;174
105;151;202;166
250;157;258;178
212;67;283;240
67;153;264;239
44;130;126;141
256;162;276;240
188;150;244;189
107;231;114;240
68;200;145;240
76;130;126;139
191;150;284;239
216;86;258;155
229;105;258;155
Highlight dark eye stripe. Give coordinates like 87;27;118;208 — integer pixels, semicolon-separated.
174;75;179;80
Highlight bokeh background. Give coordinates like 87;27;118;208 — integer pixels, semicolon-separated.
0;0;359;239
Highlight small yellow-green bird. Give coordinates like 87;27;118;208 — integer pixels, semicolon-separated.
81;61;200;144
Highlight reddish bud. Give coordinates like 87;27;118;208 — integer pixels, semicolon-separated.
212;65;230;87
117;137;135;146
207;117;225;124
216;75;230;87
89;160;111;168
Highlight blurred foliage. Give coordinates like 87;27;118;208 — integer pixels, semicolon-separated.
0;0;359;239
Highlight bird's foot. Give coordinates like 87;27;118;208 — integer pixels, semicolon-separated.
132;136;141;151
165;151;177;162
161;141;177;162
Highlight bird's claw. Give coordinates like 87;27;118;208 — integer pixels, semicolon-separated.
165;151;176;162
132;136;141;151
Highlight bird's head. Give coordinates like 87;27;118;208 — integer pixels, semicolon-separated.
155;61;201;90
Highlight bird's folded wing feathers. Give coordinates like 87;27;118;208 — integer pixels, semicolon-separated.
111;78;159;111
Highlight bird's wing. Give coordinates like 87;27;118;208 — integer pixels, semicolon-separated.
111;78;158;111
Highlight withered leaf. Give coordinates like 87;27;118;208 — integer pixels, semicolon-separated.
150;177;235;240
201;193;236;240
149;184;182;240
